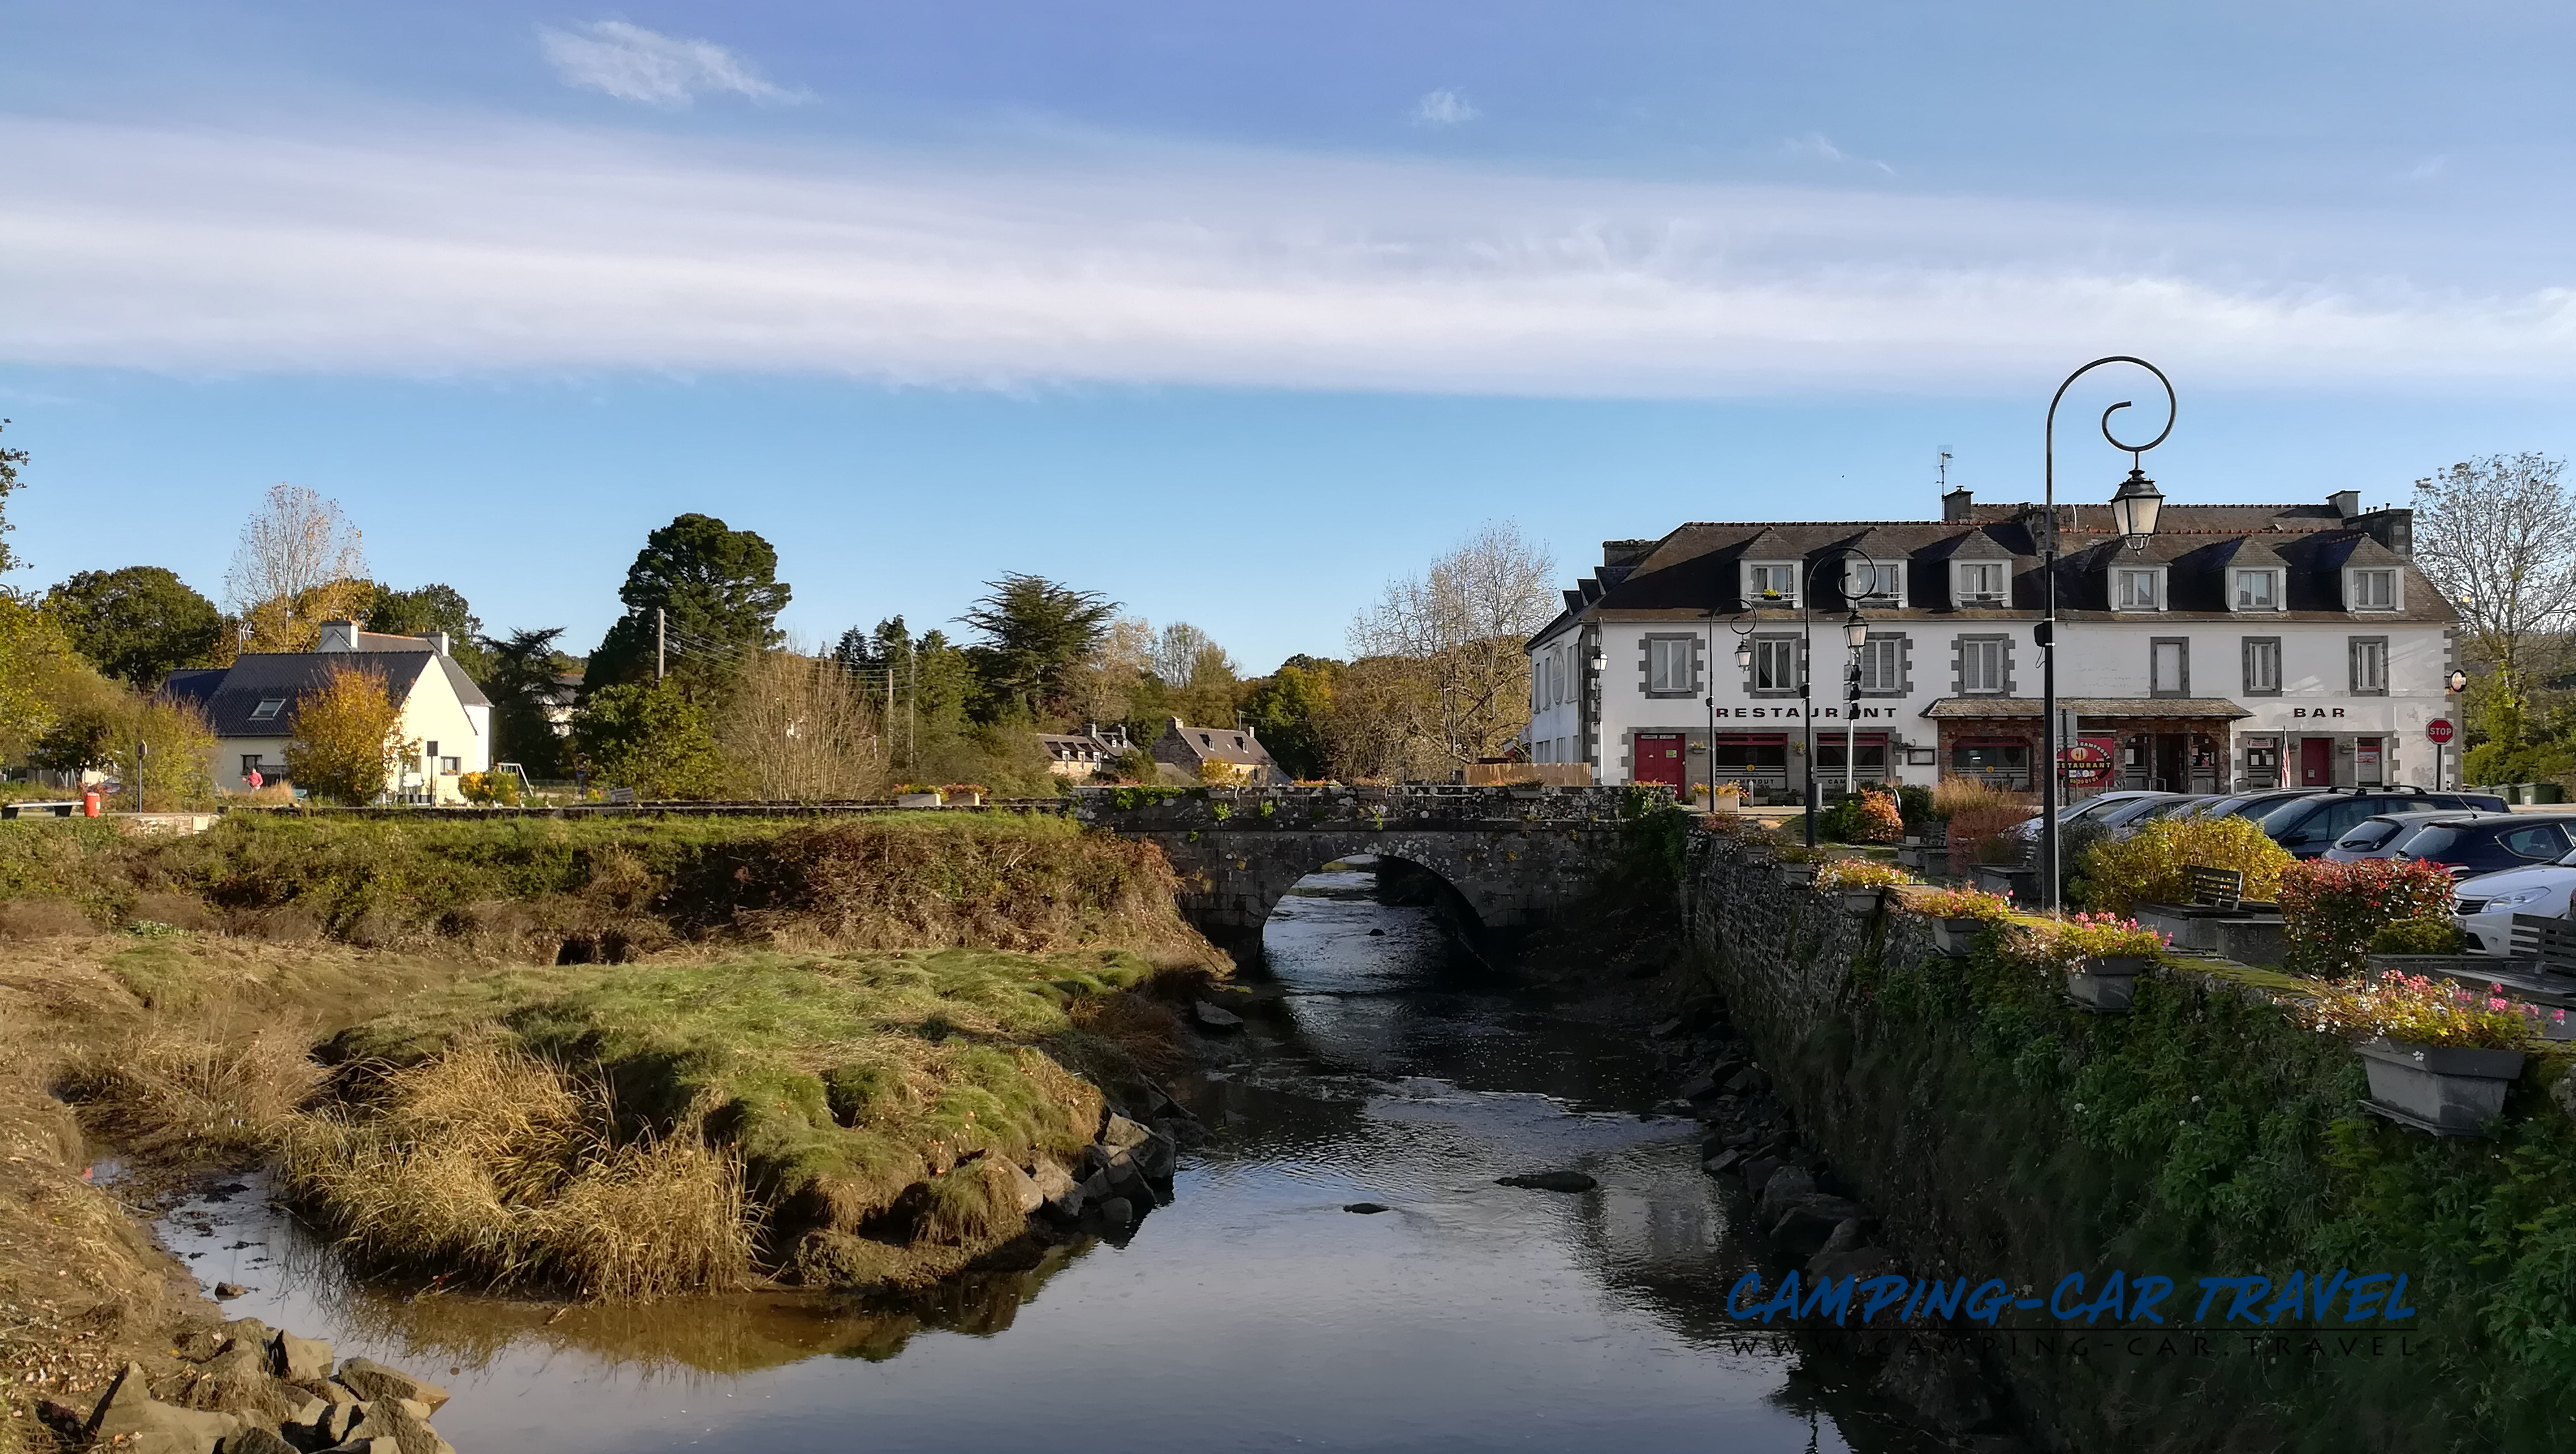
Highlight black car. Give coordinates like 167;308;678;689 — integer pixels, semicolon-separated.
2185;789;2330;823
2372;813;2576;876
2257;789;2515;858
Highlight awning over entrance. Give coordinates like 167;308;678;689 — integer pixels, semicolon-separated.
1919;697;2253;721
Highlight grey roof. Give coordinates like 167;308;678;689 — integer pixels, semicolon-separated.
1152;720;1278;768
161;651;489;737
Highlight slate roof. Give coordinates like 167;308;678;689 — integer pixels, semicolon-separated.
1531;496;2449;645
1152;719;1278;769
162;651;490;737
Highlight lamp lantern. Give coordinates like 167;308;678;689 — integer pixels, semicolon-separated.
1841;609;1869;650
2108;467;2165;548
1733;639;1754;671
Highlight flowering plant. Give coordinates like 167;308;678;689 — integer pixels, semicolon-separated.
1815;858;1915;891
2279;858;2459;978
2307;970;2558;1050
1913;885;2016;923
1851;788;1905;844
2003;911;2167;967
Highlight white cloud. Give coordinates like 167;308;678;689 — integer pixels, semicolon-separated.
538;20;797;108
1783;132;1894;177
1412;89;1479;127
1;115;2573;396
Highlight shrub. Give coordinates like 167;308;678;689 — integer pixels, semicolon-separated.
1933;777;2026;819
2278;857;2460;978
1814;858;1914;891
1850;788;1904;843
2305;970;2558;1049
1892;782;1936;828
286;663;413;805
2372;917;2468;955
1948;805;2031;876
1911;885;2014;922
2075;814;2294;915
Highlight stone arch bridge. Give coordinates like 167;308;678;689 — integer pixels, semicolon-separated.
1072;785;1646;963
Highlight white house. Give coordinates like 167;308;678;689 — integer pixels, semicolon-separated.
162;621;493;802
1526;488;2456;799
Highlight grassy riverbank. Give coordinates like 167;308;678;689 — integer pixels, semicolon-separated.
0;811;1220;1449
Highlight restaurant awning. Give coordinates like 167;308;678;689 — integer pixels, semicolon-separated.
1919;697;2253;721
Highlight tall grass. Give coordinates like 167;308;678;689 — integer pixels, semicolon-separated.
62;1024;316;1157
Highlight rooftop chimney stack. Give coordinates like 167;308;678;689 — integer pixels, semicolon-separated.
1942;486;1974;523
317;620;356;653
2329;489;2362;521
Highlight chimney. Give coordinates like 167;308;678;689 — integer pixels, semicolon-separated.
317;620;356;653
1942;486;1974;523
427;632;451;657
2352;507;2415;559
2329;489;2362;520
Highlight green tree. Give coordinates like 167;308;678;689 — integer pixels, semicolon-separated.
42;566;224;687
1241;656;1341;781
960;574;1115;721
367;582;494;682
481;626;575;778
29;701;119;775
0;417;27;575
284;662;413;804
571;680;730;799
588;514;791;695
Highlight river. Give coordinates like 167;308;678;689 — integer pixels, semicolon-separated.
159;859;1935;1452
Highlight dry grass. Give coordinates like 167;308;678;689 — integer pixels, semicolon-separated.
0;896;93;939
1933;778;2031;817
60;1024;317;1157
282;1046;756;1300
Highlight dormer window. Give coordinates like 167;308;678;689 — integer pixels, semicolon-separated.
2113;567;2166;611
1844;562;1903;604
2231;569;2283;611
1953;561;2007;604
1745;562;1800;604
249;698;288;721
2347;567;2399;611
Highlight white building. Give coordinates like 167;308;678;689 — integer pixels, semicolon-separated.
162;621;493;802
1525;487;2457;799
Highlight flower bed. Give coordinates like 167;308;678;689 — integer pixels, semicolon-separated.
1813;858;1915;891
2306;970;2558;1050
2278;857;2458;978
1909;885;2016;922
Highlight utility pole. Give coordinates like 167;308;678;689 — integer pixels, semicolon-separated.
655;608;666;684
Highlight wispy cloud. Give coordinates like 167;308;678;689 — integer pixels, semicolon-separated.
1;116;2571;396
538;20;799;108
1411;89;1479;127
1783;132;1894;177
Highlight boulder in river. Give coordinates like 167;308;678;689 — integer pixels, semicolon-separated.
271;1331;335;1383
332;1358;451;1413
85;1361;245;1454
1194;1000;1245;1031
1495;1171;1596;1193
1344;1202;1391;1214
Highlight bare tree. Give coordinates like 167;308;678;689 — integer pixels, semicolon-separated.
719;648;891;800
1150;622;1228;685
225;483;370;652
2412;454;2576;739
1345;521;1557;776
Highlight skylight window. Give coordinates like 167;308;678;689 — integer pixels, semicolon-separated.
250;698;288;721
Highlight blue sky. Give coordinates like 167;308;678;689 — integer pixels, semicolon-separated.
6;2;2575;670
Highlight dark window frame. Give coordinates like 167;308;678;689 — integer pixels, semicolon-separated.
2149;636;2191;698
2241;635;2283;697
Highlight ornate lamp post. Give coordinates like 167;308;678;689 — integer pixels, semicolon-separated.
1800;550;1883;848
2040;356;2175;912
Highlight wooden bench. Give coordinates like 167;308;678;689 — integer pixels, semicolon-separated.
2510;914;2576;978
2186;865;2245;912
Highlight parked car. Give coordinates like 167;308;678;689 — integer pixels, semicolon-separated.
2381;814;2576;876
2010;790;2179;841
2179;789;2325;823
2322;810;2503;863
2256;789;2514;859
2453;859;2576;956
2107;795;2214;835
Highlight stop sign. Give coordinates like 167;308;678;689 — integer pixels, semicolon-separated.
2427;719;2456;745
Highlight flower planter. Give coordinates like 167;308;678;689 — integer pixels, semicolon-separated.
2354;1038;2528;1135
1929;917;1992;957
1840;887;1885;916
944;789;987;807
1776;862;1818;887
2064;955;2151;1012
895;792;943;809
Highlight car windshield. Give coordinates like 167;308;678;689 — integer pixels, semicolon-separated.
2338;819;2406;850
2255;799;2322;831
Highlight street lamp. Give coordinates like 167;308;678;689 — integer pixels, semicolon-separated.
1798;549;1882;847
2040;356;2177;913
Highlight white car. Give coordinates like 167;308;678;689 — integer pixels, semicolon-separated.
2452;861;2576;956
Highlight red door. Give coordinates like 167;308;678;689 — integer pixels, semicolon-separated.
1635;733;1687;789
2299;737;2333;787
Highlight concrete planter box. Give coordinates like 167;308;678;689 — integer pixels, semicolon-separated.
2355;1038;2527;1135
2213;917;2288;968
895;792;943;809
2065;955;2151;1012
1776;862;1819;887
1839;888;1885;916
1929;917;1992;957
943;789;987;807
1970;864;2037;902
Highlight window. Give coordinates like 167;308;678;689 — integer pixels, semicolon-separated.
2499;823;2573;861
2349;569;2398;611
2233;569;2280;610
249;697;288;721
2242;637;2282;696
1856;635;1905;694
1746;563;1800;603
2150;638;2190;696
1959;636;2009;695
2114;569;2163;610
240;755;263;778
1954;561;2007;603
1645;635;1698;696
1751;636;1802;693
439;756;461;774
1846;563;1903;602
2350;636;2390;694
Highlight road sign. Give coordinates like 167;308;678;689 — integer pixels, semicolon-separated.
2427;719;2456;745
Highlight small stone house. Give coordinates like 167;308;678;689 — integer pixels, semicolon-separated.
162;621;492;802
1150;717;1279;785
1037;724;1135;780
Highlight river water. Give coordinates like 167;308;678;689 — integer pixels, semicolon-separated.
160;861;1933;1452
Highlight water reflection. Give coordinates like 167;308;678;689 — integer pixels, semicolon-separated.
154;858;1931;1453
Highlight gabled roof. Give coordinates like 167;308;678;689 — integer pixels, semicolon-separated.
1152;719;1277;768
162;651;489;737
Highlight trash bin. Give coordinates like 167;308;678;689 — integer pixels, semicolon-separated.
2535;783;2567;806
2514;782;2541;806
